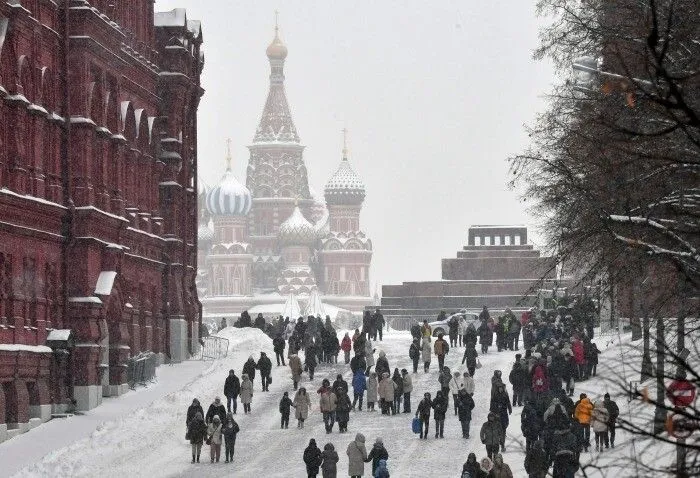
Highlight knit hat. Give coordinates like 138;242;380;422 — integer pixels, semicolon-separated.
604;393;610;399
375;437;383;444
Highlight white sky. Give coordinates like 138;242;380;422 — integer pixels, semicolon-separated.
155;0;555;289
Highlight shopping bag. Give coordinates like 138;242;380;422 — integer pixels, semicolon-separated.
411;417;421;434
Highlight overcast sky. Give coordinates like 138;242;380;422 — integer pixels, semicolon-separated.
156;0;555;290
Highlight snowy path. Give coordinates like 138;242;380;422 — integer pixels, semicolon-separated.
11;328;636;477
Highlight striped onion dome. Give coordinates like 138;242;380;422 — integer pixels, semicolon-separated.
206;169;252;216
279;206;316;246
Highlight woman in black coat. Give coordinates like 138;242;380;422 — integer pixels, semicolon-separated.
303;439;323;478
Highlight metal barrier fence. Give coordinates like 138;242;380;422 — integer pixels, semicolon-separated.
194;336;229;361
387;316;433;331
126;352;158;390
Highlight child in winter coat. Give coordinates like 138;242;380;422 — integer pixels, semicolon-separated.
279;391;294;429
415;392;432;439
240;374;254;414
367;372;378;411
222;412;239;463
365;437;389;475
431;390;448;438
207;415;223;463
352;370;367;411
374;458;390;478
321;442;339;478
489;453;513;478
294;387;311;428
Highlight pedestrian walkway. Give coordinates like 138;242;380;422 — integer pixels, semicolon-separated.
0;360;208;478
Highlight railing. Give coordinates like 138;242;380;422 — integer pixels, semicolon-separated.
126;352;158;390
194;336;229;361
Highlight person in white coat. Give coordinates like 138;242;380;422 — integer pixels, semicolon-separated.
458;317;467;347
421;337;432;373
463;371;475;396
365;339;375;374
449;371;464;415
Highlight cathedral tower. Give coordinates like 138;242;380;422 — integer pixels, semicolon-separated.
246;21;313;292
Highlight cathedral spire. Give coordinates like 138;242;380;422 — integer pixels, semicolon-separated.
226;138;232;171
254;17;300;144
342;128;349;161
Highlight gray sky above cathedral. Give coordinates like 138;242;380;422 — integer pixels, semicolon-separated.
157;0;554;288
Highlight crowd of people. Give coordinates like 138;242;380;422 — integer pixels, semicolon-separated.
184;302;614;478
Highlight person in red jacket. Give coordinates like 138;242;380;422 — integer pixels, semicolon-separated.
341;332;352;364
571;337;586;380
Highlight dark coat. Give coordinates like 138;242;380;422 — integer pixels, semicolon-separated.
521;402;543;439
350;354;367;375
273;336;286;352
304;443;323;473
222;417;240;442
416;398;432;420
224;374;240;397
321;448;339;478
524;442;549;475
332;378;349;396
508;363;530;391
257;354;272;377
242;358;256;380
431;394;448;421
279;395;294;415
478;322;493;346
205;403;227;424
366;443;389;474
456;392;475;422
375;357;390;378
187;416;208;445
462;347;478;367
186;403;204;425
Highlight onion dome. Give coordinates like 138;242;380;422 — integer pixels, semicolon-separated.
266;26;288;60
206;141;252;216
324;154;366;205
197;223;214;242
279;206;316;246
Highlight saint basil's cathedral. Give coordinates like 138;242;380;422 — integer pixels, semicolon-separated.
197;26;374;319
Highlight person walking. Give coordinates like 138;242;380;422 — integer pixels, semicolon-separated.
374;350;389;378
574;393;593;451
462;452;488;478
222;412;239;463
603;393;619;448
257;352;273;392
206;415;223;463
421;337;432;373
318;379;338;434
391;368;403;415
463;371;475;396
462;344;479;377
448;314;459;348
480;412;504;460
223;370;240;414
321;443;339;478
449;371;464;415
508;357;529;407
524;438;549;478
352;369;367;411
273;333;286;366
290;354;303;390
341;333;352;364
373;309;385;341
433;333;449;372
409;338;420;374
591;400;610;451
431;390;448;439
205;397;227;424
336;390;352;433
490;385;512;452
367;372;378;411
365;437;389;476
489;453;513;478
477;319;492;354
401;369;412;413
242;356;256;383
240;373;254;414
415;392;432;439
378;372;395;415
186;411;207;463
294;387;311;428
347;433;368;478
456;388;475;438
304;439;324;478
279;391;294;429
186;398;204;427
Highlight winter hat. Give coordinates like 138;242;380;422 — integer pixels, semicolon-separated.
214;396;221;402
324;443;334;451
580;393;587;399
401;369;408;374
309;438;316;446
379;351;386;358
375;437;383;445
337;374;343;380
453;371;460;378
355;433;365;443
283;391;288;397
515;354;522;361
604;393;610;399
480;457;493;472
213;415;220;422
463;371;471;377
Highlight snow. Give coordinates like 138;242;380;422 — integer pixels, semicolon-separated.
74;206;128;223
94;271;117;296
154;8;187;28
67;296;103;304
6;327;647;478
0;188;66;209
0;344;52;353
46;329;72;342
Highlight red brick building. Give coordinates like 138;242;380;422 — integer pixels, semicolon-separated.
0;1;203;442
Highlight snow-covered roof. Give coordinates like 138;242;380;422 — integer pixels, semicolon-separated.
0;344;52;353
324;155;365;204
154;8;186;28
47;329;72;341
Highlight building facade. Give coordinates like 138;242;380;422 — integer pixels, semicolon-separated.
0;1;203;443
199;27;373;318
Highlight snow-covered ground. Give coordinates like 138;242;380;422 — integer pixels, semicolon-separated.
8;327;651;477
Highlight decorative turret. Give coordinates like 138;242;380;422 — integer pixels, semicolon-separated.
324;129;366;206
206;140;252;216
